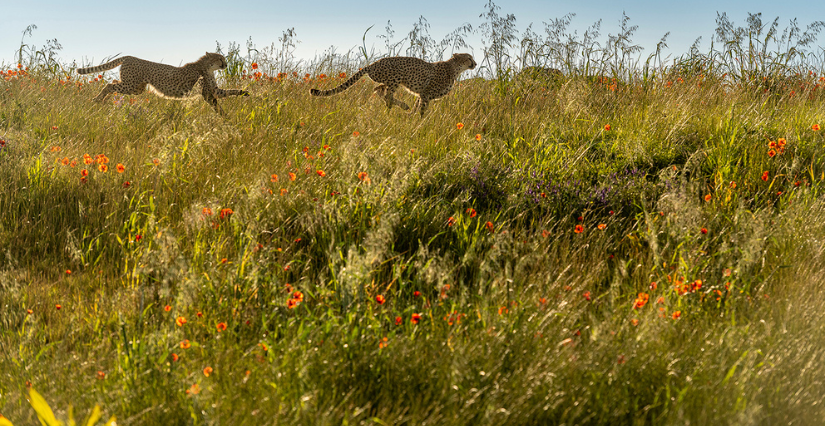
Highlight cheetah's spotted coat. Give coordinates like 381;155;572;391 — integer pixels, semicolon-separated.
310;53;476;116
76;52;247;115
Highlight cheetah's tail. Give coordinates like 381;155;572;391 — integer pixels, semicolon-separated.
310;68;368;96
76;57;127;75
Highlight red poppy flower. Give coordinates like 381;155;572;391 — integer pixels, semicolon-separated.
375;295;385;305
411;313;421;324
574;224;584;234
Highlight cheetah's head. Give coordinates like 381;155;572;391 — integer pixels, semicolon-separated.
451;53;477;73
204;52;228;72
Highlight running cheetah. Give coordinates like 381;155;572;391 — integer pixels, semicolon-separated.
310;53;476;116
76;52;248;115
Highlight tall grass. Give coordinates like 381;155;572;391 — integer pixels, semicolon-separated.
2;7;825;425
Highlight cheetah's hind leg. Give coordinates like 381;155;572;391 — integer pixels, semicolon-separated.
374;84;409;111
92;80;145;103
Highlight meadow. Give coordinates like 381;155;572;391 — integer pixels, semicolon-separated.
2;9;825;425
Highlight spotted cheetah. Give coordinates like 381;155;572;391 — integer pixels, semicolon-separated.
76;52;248;115
310;53;476;116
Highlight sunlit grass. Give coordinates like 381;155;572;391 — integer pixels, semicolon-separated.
1;49;825;425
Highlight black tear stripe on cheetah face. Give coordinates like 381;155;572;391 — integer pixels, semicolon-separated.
310;53;476;116
76;52;249;115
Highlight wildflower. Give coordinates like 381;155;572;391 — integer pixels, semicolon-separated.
186;383;201;395
379;337;388;349
339;72;347;78
375;295;385;305
704;194;712;202
498;306;509;315
216;322;227;332
61;157;69;166
65;269;71;275
597;223;607;230
485;221;495;233
475;134;482;141
446;216;456;227
271;174;278;182
730;181;737;189
650;282;658;290
466;207;477;218
153;158;160;165
83;155;94;165
202;207;213;216
203;366;213;377
26;309;33;315
813;124;820;131
176;316;187;327
164;305;171;312
701;227;708;234
357;171;368;181
672;311;681;320
180;340;191;349
395;316;402;325
55;304;62;310
542;230;550;238
50;146;61;152
280;188;288;196
604;124;611;131
96;371;105;380
171;353;179;362
288;172;296;181
292;291;304;302
631;319;639;326
352;131;360;137
116;163;125;173
768;149;776;158
219;208;233;219
411;313;421;324
251;62;258;70
98;164;108;173
456;122;464;130
633;292;649;309
583;291;591;301
413;291;420;297
574;224;584;234
761;171;769;182
316;170;326;177
81;169;89;177
96;154;109;164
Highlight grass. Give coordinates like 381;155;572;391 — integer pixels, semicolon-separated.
1;48;825;425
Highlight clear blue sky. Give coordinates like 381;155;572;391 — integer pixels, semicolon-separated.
1;0;821;69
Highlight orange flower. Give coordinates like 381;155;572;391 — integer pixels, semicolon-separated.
153;158;160;165
475;134;482;141
583;291;591;301
96;154;109;164
280;188;288;196
633;292;649;309
671;311;681;319
251;62;258;70
498;306;509;315
171;353;179;362
761;171;769;182
352;131;360;137
574;224;584;234
271;174;278;182
96;371;105;380
597;223;607;230
83;155;94;165
730;181;737;189
813;124;821;131
446;216;456;227
456;122;464;130
603;124;611;131
116;163;125;173
631;319;639;326
395;316;403;325
50;145;61;152
186;383;201;395
61;157;70;166
98;164;108;173
700;227;708;234
411;313;421;324
220;208;233;219
542;230;550;238
203;366;213;377
202;207;213;216
704;193;712;202
65;269;71;275
375;295;385;305
465;207;477;218
288;172;296;181
316;170;326;177
164;305;171;312
485;221;495;232
379;336;388;349
175;316;187;327
768;149;776;158
180;340;191;349
81;169;89;177
55;304;62;310
292;291;304;302
339;72;347;79
216;322;227;332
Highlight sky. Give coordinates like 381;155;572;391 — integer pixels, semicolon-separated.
1;0;822;70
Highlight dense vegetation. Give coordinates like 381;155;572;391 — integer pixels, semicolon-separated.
2;7;825;425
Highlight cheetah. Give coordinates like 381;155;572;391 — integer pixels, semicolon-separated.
310;53;476;116
76;52;248;115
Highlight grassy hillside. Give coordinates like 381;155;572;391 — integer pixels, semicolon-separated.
1;51;825;424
